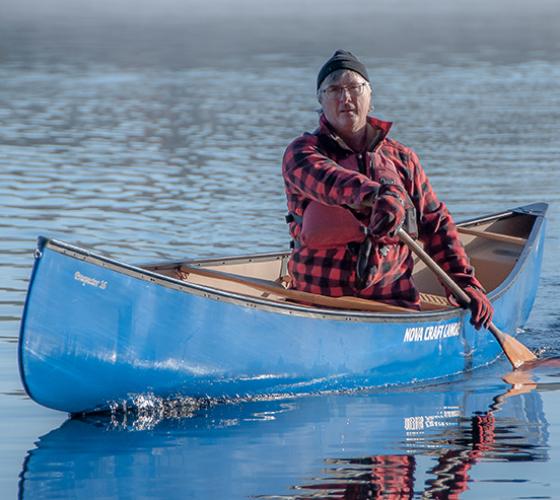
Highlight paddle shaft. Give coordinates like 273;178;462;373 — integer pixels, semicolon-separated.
397;228;535;367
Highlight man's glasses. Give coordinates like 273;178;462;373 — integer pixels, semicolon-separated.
321;82;369;99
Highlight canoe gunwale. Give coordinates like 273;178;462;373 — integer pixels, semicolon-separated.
38;238;453;323
32;202;547;324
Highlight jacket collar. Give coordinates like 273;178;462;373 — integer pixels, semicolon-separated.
319;114;393;153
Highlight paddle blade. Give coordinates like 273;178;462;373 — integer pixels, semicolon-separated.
490;324;537;369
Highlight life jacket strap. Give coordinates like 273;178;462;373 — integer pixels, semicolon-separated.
285;213;303;225
287;212;303;249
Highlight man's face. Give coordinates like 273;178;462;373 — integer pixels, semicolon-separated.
319;71;372;138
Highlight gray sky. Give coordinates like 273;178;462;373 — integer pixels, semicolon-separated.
2;0;559;22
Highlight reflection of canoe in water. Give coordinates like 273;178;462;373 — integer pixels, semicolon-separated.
19;203;547;413
18;379;549;500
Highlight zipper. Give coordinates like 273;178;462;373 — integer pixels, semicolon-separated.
357;153;367;175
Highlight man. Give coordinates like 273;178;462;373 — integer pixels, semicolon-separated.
282;50;493;329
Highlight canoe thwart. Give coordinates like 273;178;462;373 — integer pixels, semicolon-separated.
458;226;527;246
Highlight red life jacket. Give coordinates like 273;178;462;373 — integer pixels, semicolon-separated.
296;148;418;249
299;202;366;248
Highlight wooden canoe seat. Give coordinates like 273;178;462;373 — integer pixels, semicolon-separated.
420;292;450;310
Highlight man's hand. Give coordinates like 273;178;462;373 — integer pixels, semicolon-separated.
369;184;407;241
448;285;494;330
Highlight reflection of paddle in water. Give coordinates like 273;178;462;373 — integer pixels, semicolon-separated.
501;357;560;399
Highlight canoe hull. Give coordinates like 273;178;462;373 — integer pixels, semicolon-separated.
19;204;547;413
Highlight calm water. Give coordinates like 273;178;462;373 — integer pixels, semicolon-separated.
1;1;560;498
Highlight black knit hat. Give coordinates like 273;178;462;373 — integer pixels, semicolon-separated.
317;50;370;91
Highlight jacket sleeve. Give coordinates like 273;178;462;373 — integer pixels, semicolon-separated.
407;150;485;291
282;134;381;207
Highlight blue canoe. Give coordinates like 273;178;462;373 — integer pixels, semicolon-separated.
18;203;547;414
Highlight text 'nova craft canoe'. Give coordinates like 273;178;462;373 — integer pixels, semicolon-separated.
19;203;547;414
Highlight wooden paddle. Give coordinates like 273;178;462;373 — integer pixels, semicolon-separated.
397;228;537;369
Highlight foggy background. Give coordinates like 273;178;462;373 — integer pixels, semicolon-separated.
1;0;559;69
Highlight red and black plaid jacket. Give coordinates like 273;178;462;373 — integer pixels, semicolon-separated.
282;114;483;308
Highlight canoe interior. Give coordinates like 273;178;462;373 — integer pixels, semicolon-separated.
144;210;536;312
